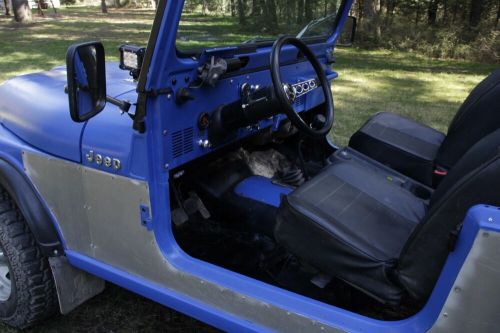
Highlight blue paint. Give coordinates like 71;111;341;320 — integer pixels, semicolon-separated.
0;63;136;163
234;176;292;207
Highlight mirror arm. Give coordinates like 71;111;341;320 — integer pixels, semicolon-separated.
106;96;132;114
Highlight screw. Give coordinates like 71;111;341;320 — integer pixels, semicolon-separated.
53;249;59;256
167;94;172;100
164;163;169;170
488;217;493;222
443;312;448;318
95;154;103;165
162;130;168;136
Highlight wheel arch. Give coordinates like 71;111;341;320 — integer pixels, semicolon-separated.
0;158;61;255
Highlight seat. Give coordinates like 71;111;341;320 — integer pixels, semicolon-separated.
275;129;500;304
349;69;500;186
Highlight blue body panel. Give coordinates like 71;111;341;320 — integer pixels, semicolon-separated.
234;176;293;207
0;63;136;162
81;91;148;180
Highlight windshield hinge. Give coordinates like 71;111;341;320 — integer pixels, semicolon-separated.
144;87;174;98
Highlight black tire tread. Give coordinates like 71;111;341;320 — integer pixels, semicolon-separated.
0;189;57;328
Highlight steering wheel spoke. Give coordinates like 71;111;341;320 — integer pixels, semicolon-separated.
270;36;334;137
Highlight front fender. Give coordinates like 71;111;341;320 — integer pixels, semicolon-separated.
0;158;61;254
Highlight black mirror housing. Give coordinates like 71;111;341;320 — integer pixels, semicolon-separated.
338;16;357;47
66;41;107;122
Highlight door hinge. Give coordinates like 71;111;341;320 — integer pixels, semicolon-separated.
140;205;152;231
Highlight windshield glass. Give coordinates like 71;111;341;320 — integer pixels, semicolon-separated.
177;0;344;52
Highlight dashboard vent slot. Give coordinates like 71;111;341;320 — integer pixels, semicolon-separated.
171;127;194;158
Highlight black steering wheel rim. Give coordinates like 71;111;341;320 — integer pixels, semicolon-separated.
270;36;334;137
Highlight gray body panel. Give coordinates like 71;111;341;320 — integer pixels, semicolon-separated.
429;231;500;333
24;152;500;333
24;152;344;333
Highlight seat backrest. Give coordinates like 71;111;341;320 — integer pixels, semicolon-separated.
435;69;500;169
398;128;500;302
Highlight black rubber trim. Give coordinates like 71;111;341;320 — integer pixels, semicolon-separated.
134;0;168;133
0;159;61;254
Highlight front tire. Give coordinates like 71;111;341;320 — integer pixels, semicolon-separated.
0;189;57;328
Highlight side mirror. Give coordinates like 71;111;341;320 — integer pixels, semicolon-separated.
338;16;357;47
66;42;107;122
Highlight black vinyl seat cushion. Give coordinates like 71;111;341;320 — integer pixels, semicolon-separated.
276;129;500;305
349;69;500;187
349;112;445;186
275;159;428;304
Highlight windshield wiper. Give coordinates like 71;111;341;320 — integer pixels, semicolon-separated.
242;37;274;44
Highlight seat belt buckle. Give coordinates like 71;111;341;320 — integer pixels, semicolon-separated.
433;168;448;176
433;166;448;186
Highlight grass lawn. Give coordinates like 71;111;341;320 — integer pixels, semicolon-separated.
0;6;498;332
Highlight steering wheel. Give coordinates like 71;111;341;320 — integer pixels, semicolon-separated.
270;36;334;137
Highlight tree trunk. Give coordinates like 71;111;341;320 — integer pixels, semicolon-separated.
296;0;304;24
305;0;314;22
496;0;500;28
363;0;381;39
12;0;31;22
442;0;448;24
3;0;10;15
265;0;278;30
469;0;484;27
230;0;235;16
427;0;439;25
237;0;245;25
101;0;107;13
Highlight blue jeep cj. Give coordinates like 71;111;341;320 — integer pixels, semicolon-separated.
0;0;498;331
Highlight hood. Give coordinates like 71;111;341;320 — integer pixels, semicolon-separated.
0;62;137;162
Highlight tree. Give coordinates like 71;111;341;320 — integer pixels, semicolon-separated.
469;0;484;27
363;0;381;39
427;0;439;25
12;0;31;22
101;0;108;13
237;0;245;24
3;0;10;15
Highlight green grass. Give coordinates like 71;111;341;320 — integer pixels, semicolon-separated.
331;48;497;145
0;6;498;332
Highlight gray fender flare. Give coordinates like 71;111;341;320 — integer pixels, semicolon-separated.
0;159;61;255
